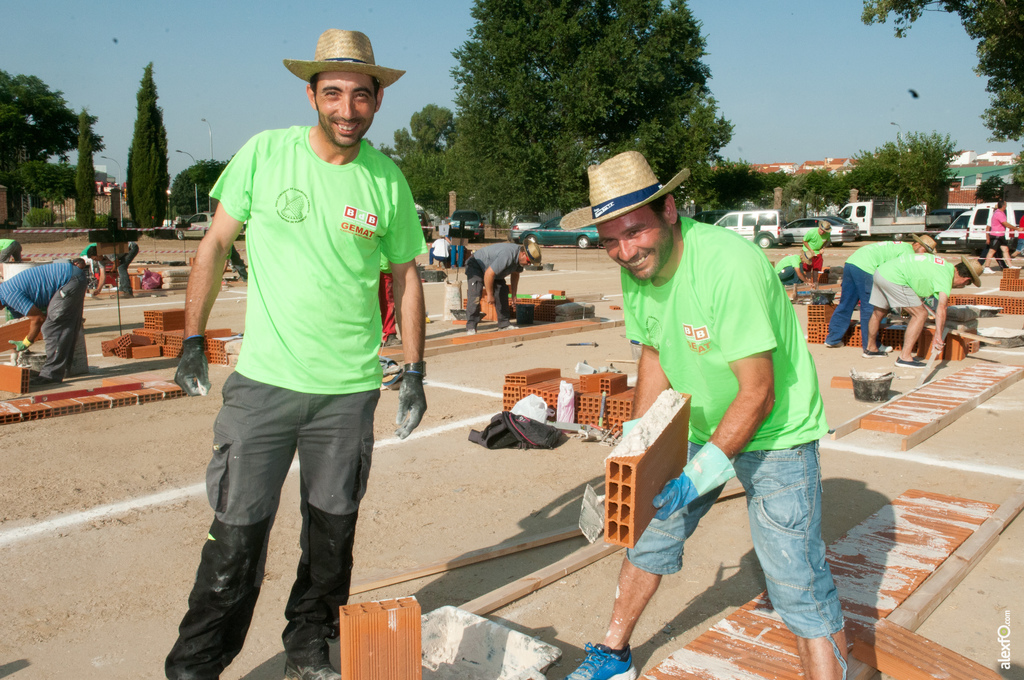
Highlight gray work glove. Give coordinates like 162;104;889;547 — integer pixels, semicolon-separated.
394;365;426;439
175;335;211;396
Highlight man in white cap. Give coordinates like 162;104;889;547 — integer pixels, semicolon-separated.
559;151;846;680
165;29;427;680
824;235;937;355
865;252;981;368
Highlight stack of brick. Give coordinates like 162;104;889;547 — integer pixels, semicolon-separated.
0;376;186;427
101;326;236;364
143;309;186;331
949;293;1024;315
503;367;635;434
999;267;1024;291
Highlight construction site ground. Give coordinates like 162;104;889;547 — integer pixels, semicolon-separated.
1;236;1022;679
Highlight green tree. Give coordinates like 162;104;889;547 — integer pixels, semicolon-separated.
975;175;1005;203
380;104;455;213
846;131;956;212
451;0;732;215
689;162;766;209
862;1;1024;179
169;159;227;218
75;109;100;228
126;63;170;230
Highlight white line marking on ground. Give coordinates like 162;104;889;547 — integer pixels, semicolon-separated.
87;293;247;312
820;438;1024;480
0;413;493;548
426;380;502;399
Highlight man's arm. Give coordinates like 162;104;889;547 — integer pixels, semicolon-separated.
630;344;671;419
509;270;520;299
182;204;245;336
21;307;45;343
483;267;497;304
709;351;776;457
389;259;425;364
932;293;949;351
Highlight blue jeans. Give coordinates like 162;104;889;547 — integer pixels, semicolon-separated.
626;440;844;640
825;263;874;349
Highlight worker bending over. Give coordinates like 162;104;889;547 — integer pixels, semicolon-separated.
464;241;540;335
559;151;846;680
866;253;981;368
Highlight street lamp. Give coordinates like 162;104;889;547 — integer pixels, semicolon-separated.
99;155;123;231
201;118;213;159
890;122;903;217
174;150;199;214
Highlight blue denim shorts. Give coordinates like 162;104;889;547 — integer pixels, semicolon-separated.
626;440;844;640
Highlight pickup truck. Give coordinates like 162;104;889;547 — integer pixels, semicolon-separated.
934;202;1024;253
837;199;927;238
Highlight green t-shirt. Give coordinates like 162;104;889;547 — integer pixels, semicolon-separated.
211;127;425;393
773;254;801;274
802;228;830;256
845;240;913;274
622;217;828;450
876;253;955;299
0;239;15;250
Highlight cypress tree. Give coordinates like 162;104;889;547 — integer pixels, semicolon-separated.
126;63;169;230
75;109;96;228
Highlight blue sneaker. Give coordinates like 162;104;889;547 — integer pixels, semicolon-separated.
563;643;638;680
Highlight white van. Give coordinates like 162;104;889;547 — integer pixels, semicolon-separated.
713;210;783;249
934;202;1024;253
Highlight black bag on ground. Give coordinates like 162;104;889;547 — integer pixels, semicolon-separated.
469;412;562;450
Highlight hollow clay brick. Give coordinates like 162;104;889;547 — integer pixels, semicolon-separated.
852;619;1001;680
0;318;32;345
859;414;924;435
130;345;163;359
337;597;421;680
0;365;30;394
605;392;690;548
830;376;854;390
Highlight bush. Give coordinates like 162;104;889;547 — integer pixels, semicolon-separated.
92;213;113;229
24;208;55;228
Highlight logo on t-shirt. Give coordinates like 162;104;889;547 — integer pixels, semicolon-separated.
276;189;310;223
340;205;380;240
683;323;712;354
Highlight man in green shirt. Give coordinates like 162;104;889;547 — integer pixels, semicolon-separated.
0;238;22;263
801;220;831;286
774;253;808;286
165;30;426;680
824;235;935;354
866;253;981;367
558;152;846;680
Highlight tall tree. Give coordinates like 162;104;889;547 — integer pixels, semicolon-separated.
75;109;100;227
451;0;732;215
126;63;169;230
846;131;957;212
169;159;227;217
862;1;1024;179
381;104;455;213
689;162;768;210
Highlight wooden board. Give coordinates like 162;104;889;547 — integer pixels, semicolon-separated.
851;618;1001;680
642;490;998;679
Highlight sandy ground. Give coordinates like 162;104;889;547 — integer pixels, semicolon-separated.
0;236;1022;679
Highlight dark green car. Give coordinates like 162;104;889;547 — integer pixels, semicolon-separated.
519;217;600;249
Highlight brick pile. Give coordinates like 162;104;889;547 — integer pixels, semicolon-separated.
949;294;1024;315
503;367;634;434
0;377;186;427
804;303;978;358
101;324;236;364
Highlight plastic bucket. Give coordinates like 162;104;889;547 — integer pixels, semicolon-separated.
515;304;534;325
851;371;894;402
442;282;463;321
1;262;39;281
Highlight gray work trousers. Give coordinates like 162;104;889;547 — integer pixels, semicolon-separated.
465;261;512;331
39;272;87;382
0;241;22;263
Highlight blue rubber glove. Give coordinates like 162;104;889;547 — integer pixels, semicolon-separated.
395;368;427;439
652;443;736;520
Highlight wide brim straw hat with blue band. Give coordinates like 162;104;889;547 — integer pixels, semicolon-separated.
283;29;405;88
561;151;690;230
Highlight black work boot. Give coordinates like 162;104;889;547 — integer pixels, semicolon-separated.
165;517;271;680
282;505;358;670
284;659;341;680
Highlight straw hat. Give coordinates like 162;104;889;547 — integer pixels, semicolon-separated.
817;220;832;232
283;29;405;88
911;233;937;253
959;255;983;287
524;241;542;264
561;152;689;230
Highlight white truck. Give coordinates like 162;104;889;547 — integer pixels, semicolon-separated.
836;199;927;238
934;202;1024;253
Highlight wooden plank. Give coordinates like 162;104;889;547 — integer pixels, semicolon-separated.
349;525;583;595
852;619;1001;680
460;539;622;616
901;367;1024;450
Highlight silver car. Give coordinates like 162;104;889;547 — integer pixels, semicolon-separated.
780;216;859;246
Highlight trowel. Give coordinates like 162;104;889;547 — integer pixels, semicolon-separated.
579;483;605;543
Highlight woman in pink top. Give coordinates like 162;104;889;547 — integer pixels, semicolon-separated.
982;198;1013;270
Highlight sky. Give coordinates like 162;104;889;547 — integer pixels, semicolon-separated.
3;0;1018;183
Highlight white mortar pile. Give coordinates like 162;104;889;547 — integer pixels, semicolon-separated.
606;389;686;460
